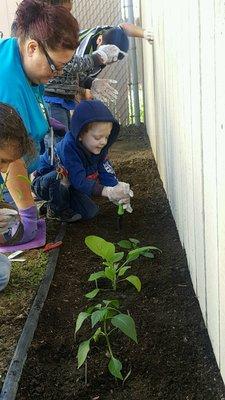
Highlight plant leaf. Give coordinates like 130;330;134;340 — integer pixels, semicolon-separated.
77;339;91;368
108;356;123;380
111;313;138;343
91;309;107;327
125;275;142;292
85;236;115;260
128;246;161;257
88;270;106;281
129;238;140;246
92;327;103;342
117;240;132;249
126;252;140;262
75;312;90;334
142;251;155;259
85;288;100;299
105;266;116;282
109;252;124;263
103;299;120;308
118;266;131;277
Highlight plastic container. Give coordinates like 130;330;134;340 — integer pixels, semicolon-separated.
0;253;11;292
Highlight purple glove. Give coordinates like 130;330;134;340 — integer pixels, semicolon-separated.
49;117;66;137
18;206;38;244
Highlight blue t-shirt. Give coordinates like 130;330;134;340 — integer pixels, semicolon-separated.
0;38;49;171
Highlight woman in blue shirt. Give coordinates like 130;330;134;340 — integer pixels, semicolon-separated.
0;0;79;243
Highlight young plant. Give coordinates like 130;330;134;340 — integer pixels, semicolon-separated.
85;235;161;299
118;238;157;259
75;299;137;381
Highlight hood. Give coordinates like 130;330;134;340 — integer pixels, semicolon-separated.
70;100;120;151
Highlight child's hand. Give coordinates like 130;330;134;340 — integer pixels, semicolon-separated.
102;182;133;205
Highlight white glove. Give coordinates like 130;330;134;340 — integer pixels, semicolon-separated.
102;181;133;206
143;28;154;43
0;209;19;234
93;44;127;64
91;78;118;103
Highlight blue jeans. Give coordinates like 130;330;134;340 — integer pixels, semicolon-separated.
48;103;71;132
32;172;99;219
32;171;70;213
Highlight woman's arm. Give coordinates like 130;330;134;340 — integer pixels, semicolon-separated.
6;159;34;208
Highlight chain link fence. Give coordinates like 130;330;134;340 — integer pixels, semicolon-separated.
72;0;144;128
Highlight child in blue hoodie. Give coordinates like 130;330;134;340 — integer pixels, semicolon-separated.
32;100;133;222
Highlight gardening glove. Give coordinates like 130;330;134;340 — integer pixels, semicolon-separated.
0;209;20;244
16;205;38;244
103;182;133;205
91;78;118;103
93;44;127;64
143;28;154;43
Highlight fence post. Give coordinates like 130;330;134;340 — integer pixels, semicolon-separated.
124;0;141;126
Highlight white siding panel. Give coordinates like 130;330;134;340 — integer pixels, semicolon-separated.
214;0;225;374
199;0;219;358
141;0;225;382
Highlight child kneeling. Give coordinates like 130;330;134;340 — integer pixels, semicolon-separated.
32;100;133;222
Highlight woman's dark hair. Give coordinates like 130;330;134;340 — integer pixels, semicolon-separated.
0;103;34;159
15;0;79;50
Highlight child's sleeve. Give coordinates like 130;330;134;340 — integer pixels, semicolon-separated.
98;156;118;187
62;151;103;197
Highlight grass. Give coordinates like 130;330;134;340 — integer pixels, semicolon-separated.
0;249;48;388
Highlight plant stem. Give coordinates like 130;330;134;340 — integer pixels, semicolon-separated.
103;321;113;358
84;360;88;386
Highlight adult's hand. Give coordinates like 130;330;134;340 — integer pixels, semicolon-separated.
93;44;127;64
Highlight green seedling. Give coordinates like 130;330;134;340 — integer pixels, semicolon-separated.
118;238;158;259
85;235;161;298
75;299;137;381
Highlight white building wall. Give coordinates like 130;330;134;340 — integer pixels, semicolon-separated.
141;0;225;381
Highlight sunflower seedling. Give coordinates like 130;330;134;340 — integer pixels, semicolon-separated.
75;299;137;381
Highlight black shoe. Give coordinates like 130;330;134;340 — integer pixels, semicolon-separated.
47;206;81;223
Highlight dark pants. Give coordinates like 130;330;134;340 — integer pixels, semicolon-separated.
32;171;99;219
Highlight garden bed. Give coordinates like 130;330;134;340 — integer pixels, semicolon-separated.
16;127;225;399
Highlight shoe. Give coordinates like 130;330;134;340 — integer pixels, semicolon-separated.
47;206;81;223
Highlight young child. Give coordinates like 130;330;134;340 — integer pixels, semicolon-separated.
32;100;133;221
0;102;35;244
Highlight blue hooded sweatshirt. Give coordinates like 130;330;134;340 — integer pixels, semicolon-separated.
36;100;119;196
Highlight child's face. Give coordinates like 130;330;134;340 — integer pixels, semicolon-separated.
80;122;113;155
0;146;19;172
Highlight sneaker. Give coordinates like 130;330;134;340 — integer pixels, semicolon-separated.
47;206;81;223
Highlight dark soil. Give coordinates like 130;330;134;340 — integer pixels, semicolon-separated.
16;126;225;400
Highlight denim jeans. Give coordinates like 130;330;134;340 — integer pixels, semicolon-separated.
48;103;71;132
32;172;99;219
32;171;70;213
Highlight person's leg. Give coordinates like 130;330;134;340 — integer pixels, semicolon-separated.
32;171;70;213
48;103;71;132
69;187;99;219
